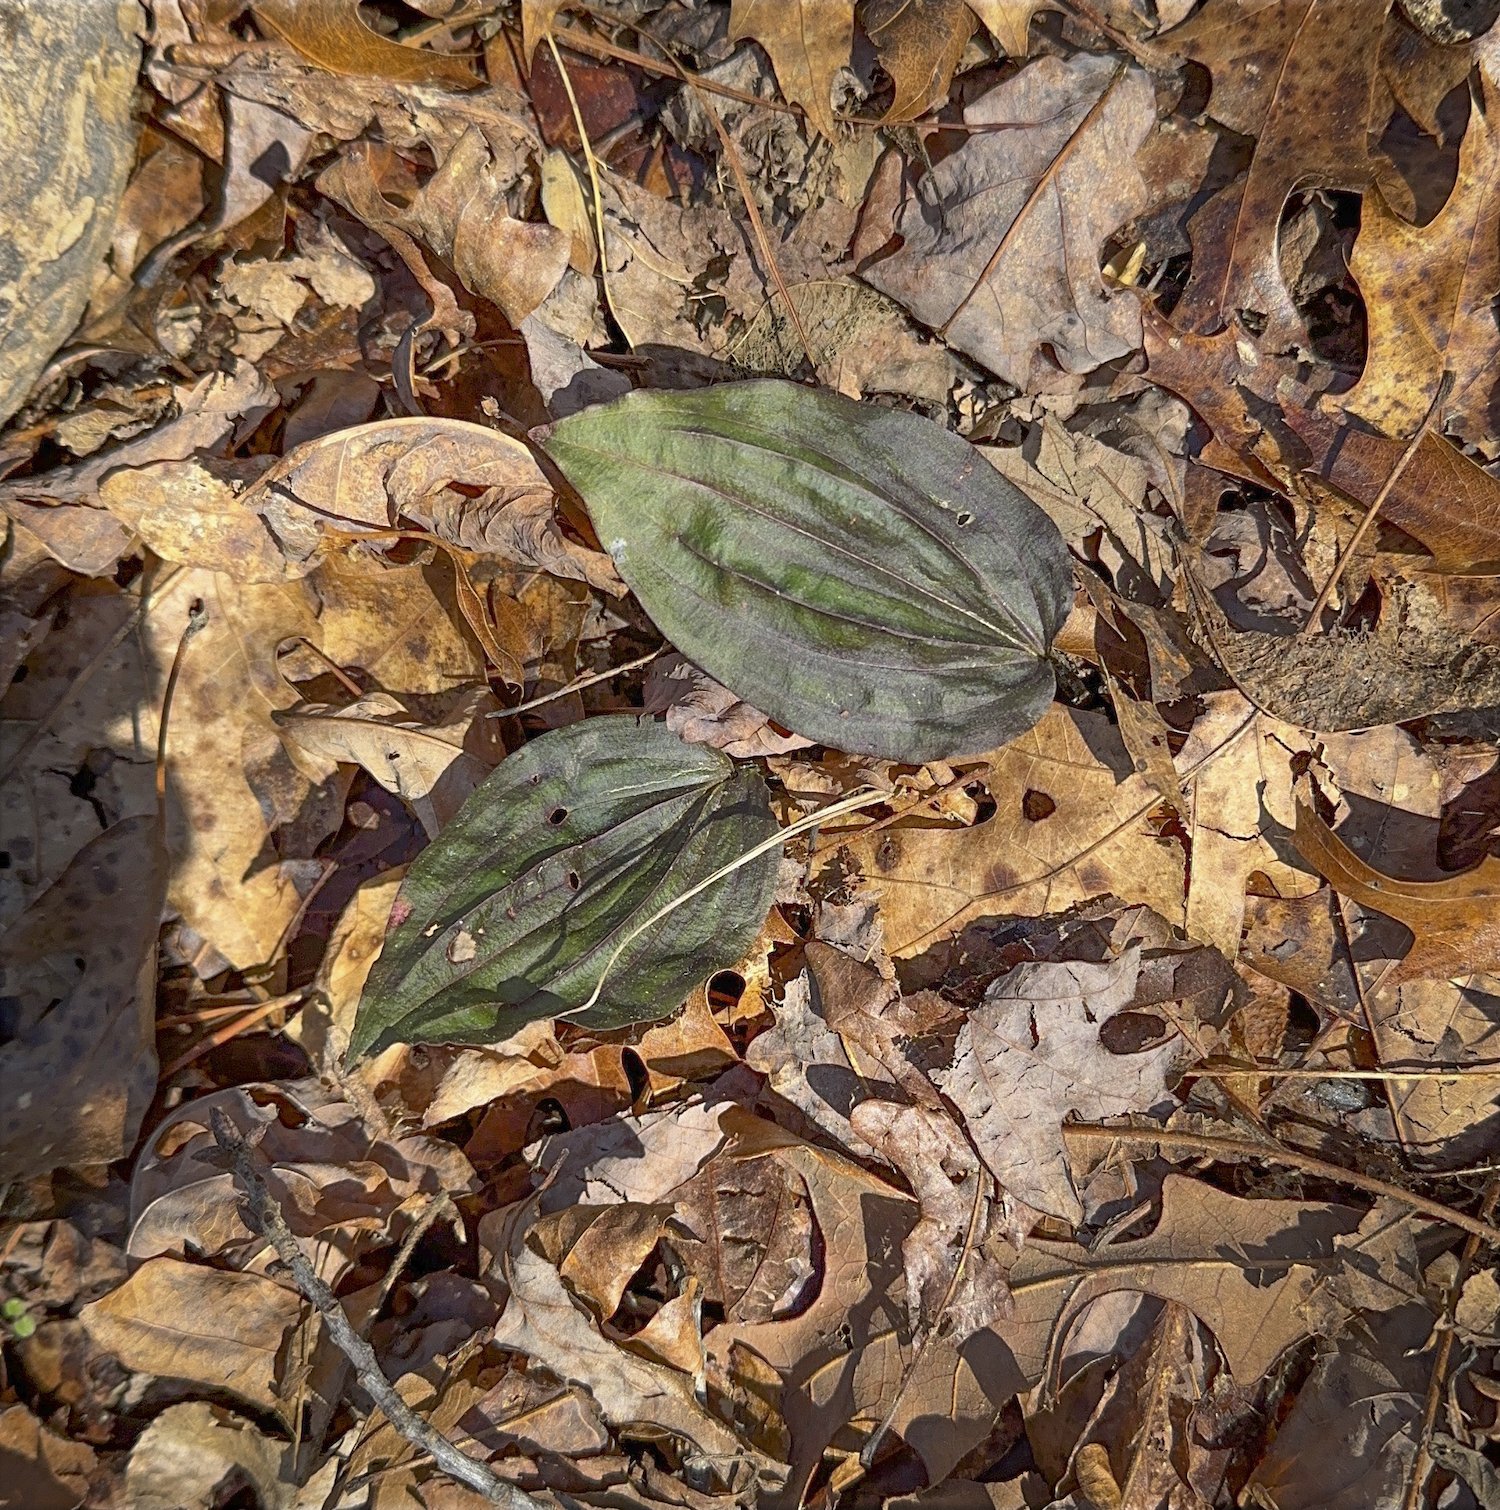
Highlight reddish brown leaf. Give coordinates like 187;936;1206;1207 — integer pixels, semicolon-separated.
1292;798;1500;982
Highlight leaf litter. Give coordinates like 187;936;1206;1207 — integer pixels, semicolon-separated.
6;3;1500;1508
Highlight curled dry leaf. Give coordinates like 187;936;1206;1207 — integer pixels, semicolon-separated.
644;653;814;760
863;53;1155;391
244;415;554;564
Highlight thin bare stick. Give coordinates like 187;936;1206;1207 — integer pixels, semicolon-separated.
160;992;306;1078
487;647;663;719
1300;370;1454;636
545;33;626;343
1064;1123;1500;1247
1404;1178;1500;1510
211;1110;545;1509
1189;1063;1500;1082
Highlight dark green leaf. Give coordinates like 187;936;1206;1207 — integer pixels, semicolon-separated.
348;716;778;1058
541;380;1072;762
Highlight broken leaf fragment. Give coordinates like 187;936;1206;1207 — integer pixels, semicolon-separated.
542;379;1071;762
349;716;779;1057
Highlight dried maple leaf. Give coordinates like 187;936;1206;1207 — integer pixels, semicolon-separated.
1161;0;1388;343
1340;70;1500;440
1292;798;1500;982
864;52;1155;391
728;0;853;138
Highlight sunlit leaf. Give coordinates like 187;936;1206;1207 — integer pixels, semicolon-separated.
541;379;1071;763
349;717;778;1057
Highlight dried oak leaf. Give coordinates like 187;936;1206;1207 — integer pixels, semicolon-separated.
1001;1173;1363;1387
1160;0;1388;343
866;0;975;123
864;52;1155;391
1292;797;1500;982
1339;68;1500;441
728;0;853;138
252;0;479;86
935;946;1186;1223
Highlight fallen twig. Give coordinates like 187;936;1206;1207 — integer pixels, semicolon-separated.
210;1109;544;1509
1065;1123;1500;1247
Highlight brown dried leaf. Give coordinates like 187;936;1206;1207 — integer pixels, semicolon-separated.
1162;0;1387;342
964;0;1043;54
1340;71;1500;440
491;1199;781;1486
0;815;165;1182
80;1258;301;1417
123;1402;289;1510
1002;1174;1362;1387
864;53;1154;391
867;0;975;123
252;0;480;87
936;947;1186;1223
841;706;1186;974
644;654;814;759
728;0;853;138
1292;796;1500;982
0;1403;97;1510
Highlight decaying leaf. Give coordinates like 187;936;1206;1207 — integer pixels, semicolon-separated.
80;1259;302;1418
0;815;165;1182
543;380;1072;761
252;0;480;87
935;946;1184;1222
863;53;1155;390
1292;797;1500;982
728;0;853;137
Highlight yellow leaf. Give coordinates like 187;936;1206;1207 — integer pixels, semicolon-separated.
729;0;854;138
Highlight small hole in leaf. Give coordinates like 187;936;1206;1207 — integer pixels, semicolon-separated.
547;806;568;826
708;970;746;1010
1022;789;1057;821
566;871;581;892
956;510;973;526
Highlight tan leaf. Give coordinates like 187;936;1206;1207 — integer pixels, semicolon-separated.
840;705;1186;973
0;816;165;1181
243;415;553;568
866;0;975;123
97;458;292;583
275;690;493;837
1291;797;1500;982
728;0;853;138
123;1402;290;1510
936;946;1186;1222
491;1201;779;1483
0;1403;97;1510
644;653;813;759
964;0;1043;54
81;1258;301;1416
1002;1173;1362;1386
1340;70;1500;440
864;53;1154;391
252;0;479;87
